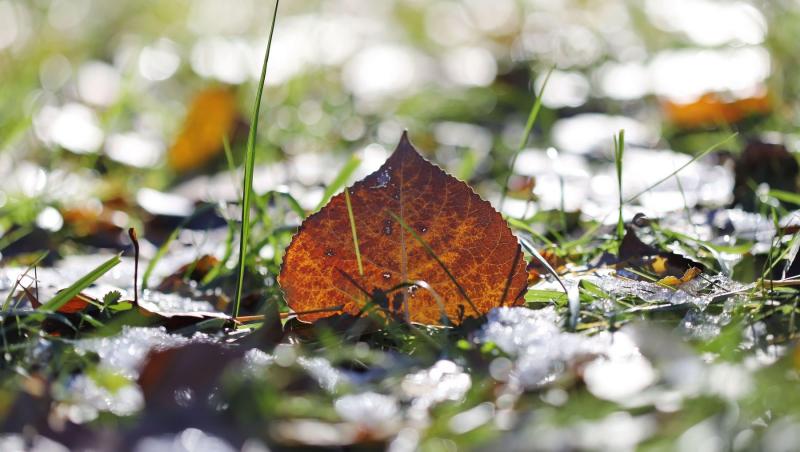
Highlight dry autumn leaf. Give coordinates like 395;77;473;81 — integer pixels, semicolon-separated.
279;132;528;325
168;87;238;172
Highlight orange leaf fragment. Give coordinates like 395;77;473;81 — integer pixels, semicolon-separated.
168;87;238;172
279;132;528;325
662;92;770;128
657;267;702;287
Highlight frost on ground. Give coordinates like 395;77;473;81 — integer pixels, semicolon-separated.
476;306;655;400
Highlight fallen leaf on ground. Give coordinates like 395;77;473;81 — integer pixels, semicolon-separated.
279;132;528;325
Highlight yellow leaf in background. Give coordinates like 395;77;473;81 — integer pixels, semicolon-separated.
168;87;238;172
651;256;669;275
662;92;770;128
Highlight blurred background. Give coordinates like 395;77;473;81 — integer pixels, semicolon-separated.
0;0;798;256
3;2;800;450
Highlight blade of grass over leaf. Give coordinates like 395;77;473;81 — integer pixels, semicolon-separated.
624;132;738;203
316;154;361;211
498;65;554;212
38;254;121;313
388;211;481;317
234;0;280;320
344;189;364;277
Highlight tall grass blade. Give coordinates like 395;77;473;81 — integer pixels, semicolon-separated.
624;132;737;203
233;0;280;319
614;129;625;241
498;66;554;212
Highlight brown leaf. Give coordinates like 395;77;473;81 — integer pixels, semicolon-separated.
279;132;528;325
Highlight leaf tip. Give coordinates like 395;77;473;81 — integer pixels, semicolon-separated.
394;130;420;159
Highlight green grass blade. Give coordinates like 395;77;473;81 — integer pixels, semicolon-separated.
316;154;361;211
624;132;737;204
39;254;121;312
498;66;554;212
505;216;554;246
222;135;243;200
141;227;179;291
233;0;280;319
614;129;625;241
141;204;215;290
768;189;800;205
344;189;364;276
201;221;237;286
